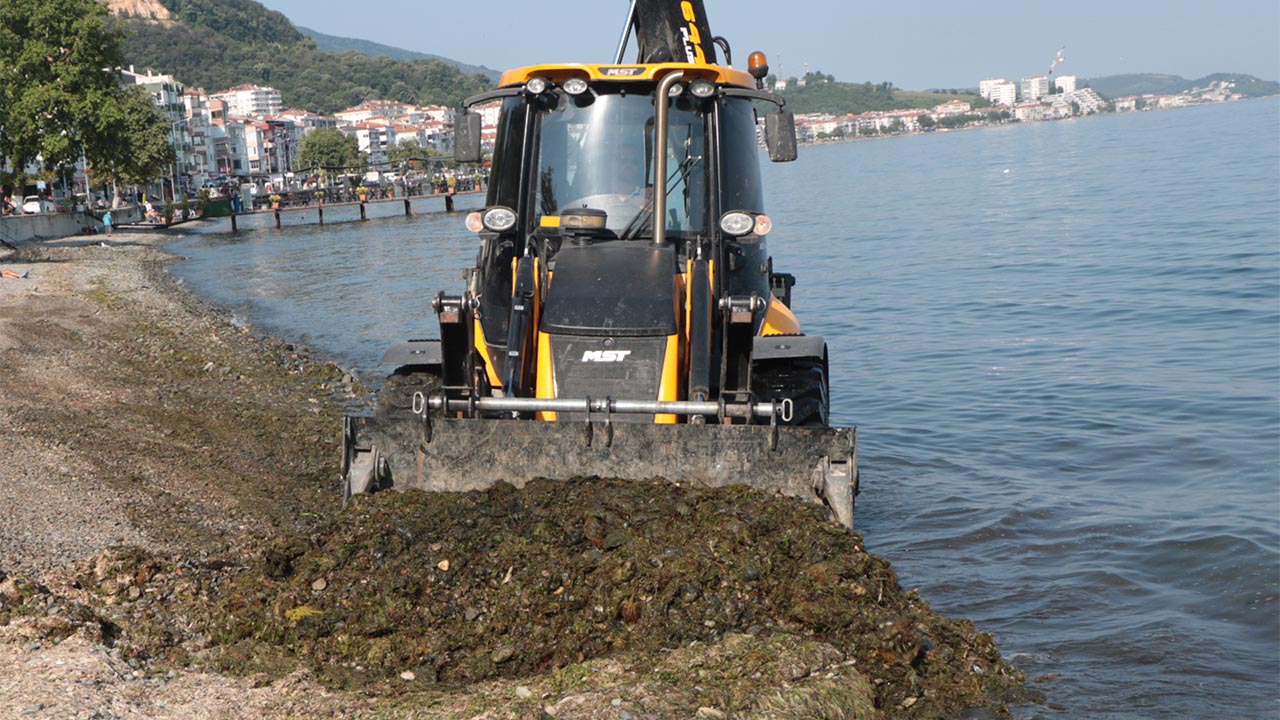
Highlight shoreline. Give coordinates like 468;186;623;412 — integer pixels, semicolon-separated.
0;229;1032;718
796;93;1277;149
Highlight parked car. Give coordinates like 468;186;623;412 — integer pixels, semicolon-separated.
22;196;56;214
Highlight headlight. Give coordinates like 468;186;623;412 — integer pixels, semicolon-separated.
562;77;589;95
689;79;716;98
525;77;550;95
464;211;484;233
667;82;685;97
482;206;517;232
719;211;754;237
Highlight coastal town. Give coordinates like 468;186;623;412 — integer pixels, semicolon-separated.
0;40;1265;221
789;73;1251;142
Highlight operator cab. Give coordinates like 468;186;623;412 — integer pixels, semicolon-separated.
456;63;797;381
483;77;765;244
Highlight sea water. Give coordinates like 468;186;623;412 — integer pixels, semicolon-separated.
170;96;1280;717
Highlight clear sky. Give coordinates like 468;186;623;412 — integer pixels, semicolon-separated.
257;0;1279;90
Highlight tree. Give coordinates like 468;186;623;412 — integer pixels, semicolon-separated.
90;86;176;205
0;0;128;173
387;139;445;169
295;128;364;176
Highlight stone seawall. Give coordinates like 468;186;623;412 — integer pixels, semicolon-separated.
0;207;144;245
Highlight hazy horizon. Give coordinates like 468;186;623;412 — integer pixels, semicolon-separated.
258;0;1278;90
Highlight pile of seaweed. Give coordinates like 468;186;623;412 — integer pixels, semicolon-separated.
184;478;1026;716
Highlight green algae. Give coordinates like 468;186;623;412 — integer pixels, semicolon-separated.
190;479;1029;717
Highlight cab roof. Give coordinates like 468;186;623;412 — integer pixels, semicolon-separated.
498;62;757;89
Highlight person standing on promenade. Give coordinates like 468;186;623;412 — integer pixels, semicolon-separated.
102;209;113;234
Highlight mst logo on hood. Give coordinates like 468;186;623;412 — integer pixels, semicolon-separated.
581;350;632;362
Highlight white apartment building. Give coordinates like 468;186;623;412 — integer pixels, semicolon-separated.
1013;101;1049;122
276;109;338;134
181;89;216;185
417;105;455;125
242;121;270;175
120;68;193;197
1020;75;1050;101
979;78;1019;107
1054;75;1078;94
347;122;395;166
335;101;416;126
1050;87;1107;115
220;122;248;177
211;84;283;118
390;122;451;154
933;99;972;117
979;78;1008;100
990;81;1017;107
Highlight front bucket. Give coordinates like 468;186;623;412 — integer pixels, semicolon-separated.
342;415;858;528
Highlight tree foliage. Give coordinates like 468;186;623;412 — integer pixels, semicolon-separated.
114;0;492;115
0;0;174;195
295;128;363;173
161;0;302;46
1;0;119;170
93;86;177;187
387;139;442;169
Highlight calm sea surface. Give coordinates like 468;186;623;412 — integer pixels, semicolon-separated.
170;97;1280;717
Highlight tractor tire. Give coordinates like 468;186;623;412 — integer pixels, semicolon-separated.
752;358;829;427
375;369;443;420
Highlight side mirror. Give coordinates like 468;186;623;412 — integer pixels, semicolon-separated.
454;112;483;163
765;111;798;162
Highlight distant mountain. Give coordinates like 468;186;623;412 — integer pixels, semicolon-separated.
108;0;493;114
298;26;499;83
1085;73;1279;99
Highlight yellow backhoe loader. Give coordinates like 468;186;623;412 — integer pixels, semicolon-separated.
342;0;858;527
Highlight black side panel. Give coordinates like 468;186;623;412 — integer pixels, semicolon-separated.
542;244;677;337
634;0;717;64
477;233;520;376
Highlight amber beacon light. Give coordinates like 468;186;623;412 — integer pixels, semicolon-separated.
748;51;769;89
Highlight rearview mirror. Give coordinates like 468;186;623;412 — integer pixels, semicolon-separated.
454;113;483;163
765;111;798;162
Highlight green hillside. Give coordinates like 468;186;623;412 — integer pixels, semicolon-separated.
774;74;983;115
298;26;499;82
114;0;492;114
1085;73;1279;99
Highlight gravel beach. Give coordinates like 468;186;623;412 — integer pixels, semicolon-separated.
0;228;1029;719
0;229;373;717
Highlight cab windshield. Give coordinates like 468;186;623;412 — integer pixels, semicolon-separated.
534;91;707;238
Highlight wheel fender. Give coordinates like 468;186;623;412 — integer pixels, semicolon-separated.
752;334;827;365
379;339;443;369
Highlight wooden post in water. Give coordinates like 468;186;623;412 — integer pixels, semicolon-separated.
274;209;281;229
230;213;238;232
404;199;411;216
360;202;367;221
318;207;324;225
444;193;454;213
